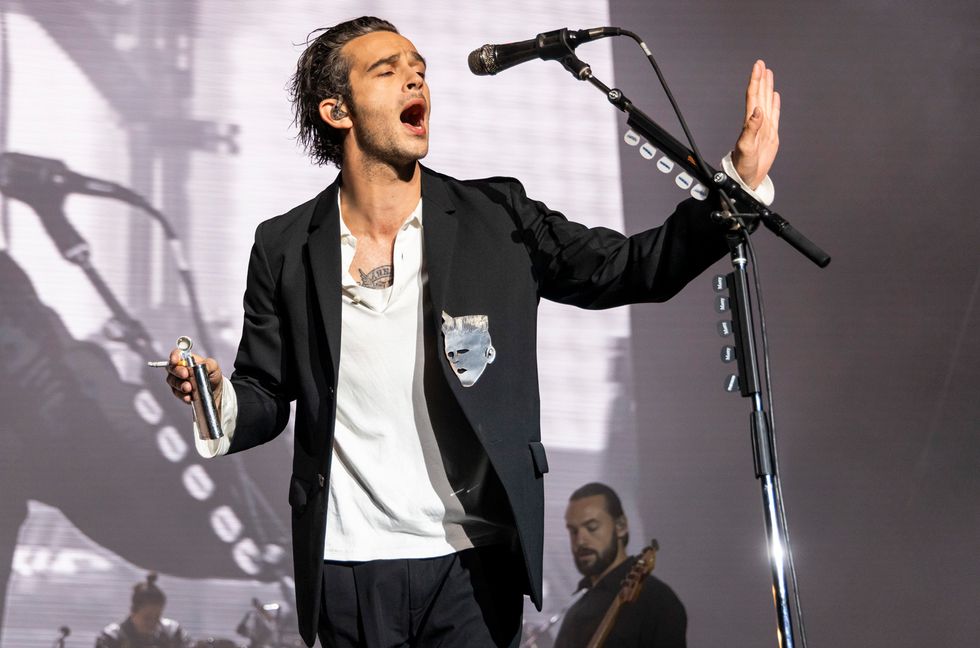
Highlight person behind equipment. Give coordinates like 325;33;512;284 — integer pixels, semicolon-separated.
236;597;281;648
95;572;191;648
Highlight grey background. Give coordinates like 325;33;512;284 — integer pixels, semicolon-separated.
606;1;979;646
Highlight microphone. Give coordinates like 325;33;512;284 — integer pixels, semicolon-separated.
0;152;148;208
0;152;93;259
468;27;621;76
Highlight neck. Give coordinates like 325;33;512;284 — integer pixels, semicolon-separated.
339;153;421;239
589;548;629;587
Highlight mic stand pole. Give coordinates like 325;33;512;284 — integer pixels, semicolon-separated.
724;232;794;648
548;51;829;647
30;197;161;376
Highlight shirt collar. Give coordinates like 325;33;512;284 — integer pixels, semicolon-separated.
337;193;423;242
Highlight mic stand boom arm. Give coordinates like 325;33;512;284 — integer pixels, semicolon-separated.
554;52;830;268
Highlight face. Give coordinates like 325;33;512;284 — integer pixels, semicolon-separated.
131;603;163;634
565;495;626;579
441;313;496;387
338;31;430;167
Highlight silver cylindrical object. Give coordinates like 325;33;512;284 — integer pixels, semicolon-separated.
177;336;224;441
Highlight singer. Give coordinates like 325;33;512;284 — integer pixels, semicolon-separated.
164;16;780;648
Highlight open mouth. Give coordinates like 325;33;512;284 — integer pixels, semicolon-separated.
400;100;426;135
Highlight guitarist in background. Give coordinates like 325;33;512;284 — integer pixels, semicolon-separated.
554;483;686;648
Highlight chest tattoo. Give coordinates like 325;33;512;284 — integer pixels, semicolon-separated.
357;265;393;289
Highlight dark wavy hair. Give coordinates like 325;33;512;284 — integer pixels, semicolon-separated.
131;572;166;612
288;17;399;167
570;482;629;548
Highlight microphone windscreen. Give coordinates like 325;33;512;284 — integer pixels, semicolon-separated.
467;46;491;75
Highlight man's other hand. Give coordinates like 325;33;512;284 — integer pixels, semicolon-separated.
166;348;223;414
732;59;780;190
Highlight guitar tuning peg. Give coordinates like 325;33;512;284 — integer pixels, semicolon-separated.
712;274;728;292
715;296;730;312
718;320;734;337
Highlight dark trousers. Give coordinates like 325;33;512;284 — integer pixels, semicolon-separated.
317;545;524;648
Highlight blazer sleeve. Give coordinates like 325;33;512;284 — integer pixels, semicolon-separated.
226;221;294;454
504;179;730;308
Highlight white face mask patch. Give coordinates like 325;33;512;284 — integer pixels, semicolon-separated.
441;311;496;387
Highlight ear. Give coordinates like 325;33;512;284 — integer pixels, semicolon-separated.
319;97;352;130
614;516;629;540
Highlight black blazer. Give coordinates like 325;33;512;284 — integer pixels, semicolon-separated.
224;165;728;645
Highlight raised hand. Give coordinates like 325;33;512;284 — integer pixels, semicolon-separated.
732;59;781;190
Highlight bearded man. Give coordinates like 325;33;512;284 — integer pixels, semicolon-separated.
555;483;686;648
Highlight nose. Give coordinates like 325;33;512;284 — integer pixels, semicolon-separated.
405;69;424;92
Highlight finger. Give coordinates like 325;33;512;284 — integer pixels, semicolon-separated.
168;363;190;380
772;91;781;131
169;384;192;404
765;68;774;117
167;373;194;395
755;61;768;117
743;106;763;134
204;357;222;377
167;348;191;379
755;63;769;120
745;60;763;122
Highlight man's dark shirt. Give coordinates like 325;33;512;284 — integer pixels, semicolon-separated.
553;556;687;648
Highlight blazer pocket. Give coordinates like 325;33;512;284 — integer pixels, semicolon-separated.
529;441;550;477
288;474;312;514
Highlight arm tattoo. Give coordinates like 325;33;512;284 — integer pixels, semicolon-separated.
358;265;393;289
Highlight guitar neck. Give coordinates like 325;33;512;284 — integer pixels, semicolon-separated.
586;597;625;648
584;542;658;648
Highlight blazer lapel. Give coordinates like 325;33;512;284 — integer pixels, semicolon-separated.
306;181;343;379
304;168;456;383
421;166;458;332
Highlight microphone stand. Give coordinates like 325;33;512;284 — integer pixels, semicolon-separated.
545;46;832;648
27;195;160;368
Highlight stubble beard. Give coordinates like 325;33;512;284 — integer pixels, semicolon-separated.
574;537;619;578
351;100;428;173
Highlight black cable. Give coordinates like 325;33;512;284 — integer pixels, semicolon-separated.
618;30;714;189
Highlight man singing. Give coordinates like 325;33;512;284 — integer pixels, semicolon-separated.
165;16;780;648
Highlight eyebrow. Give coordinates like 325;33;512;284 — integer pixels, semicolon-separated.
366;51;427;73
566;517;600;529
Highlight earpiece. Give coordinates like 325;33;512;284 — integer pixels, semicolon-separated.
331;103;347;120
